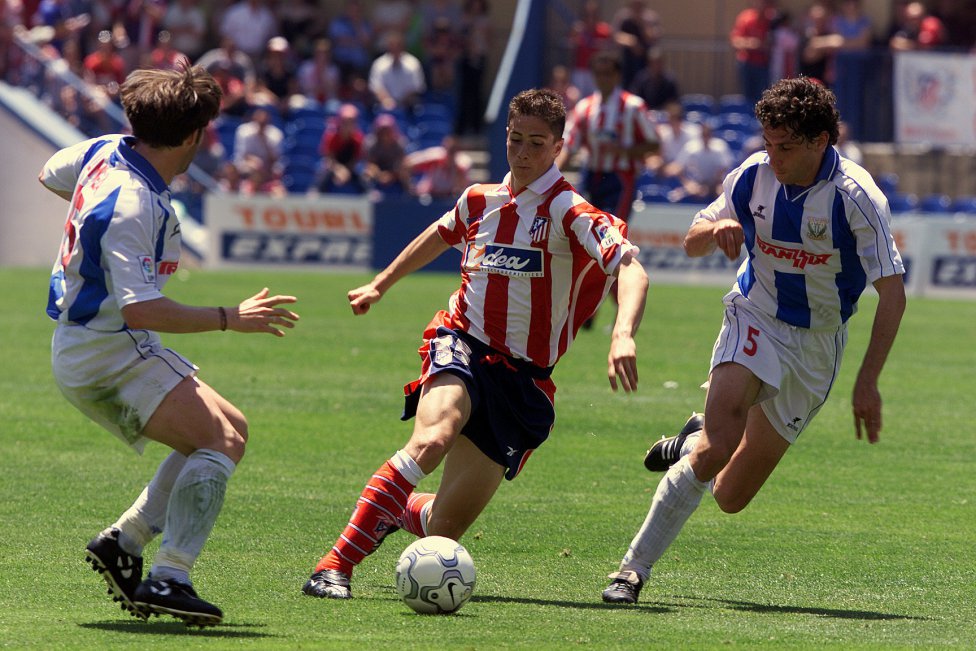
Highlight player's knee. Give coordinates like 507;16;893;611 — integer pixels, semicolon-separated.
713;490;753;514
405;434;451;471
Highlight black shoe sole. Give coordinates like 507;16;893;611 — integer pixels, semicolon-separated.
85;549;147;620
136;602;223;627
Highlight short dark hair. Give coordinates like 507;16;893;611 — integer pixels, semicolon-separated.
120;63;222;148
590;49;622;73
755;77;839;146
507;88;566;139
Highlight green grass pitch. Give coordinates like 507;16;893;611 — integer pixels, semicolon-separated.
1;267;973;649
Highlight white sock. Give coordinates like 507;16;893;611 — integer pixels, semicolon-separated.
152;449;236;583
112;451;188;556
680;431;701;459
618;456;707;581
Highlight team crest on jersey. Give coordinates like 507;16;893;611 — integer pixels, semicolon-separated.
529;215;550;244
806;217;829;241
463;243;544;277
139;256;155;283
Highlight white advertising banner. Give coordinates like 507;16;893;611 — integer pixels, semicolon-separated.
894;51;976;146
204;193;372;269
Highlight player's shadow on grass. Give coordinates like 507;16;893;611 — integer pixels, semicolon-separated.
471;595;673;613
79;620;276;638
678;596;928;621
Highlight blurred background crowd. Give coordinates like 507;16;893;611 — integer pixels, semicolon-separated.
2;0;975;210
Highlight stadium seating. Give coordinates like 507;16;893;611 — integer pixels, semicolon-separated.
918;193;953;214
877;172;900;196
718;94;751;116
680;93;716;115
887;192;918;213
952;196;976;214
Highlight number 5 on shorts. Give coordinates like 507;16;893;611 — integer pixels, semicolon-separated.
742;326;761;356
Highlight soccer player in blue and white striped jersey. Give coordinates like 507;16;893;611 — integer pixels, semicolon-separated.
603;77;906;604
40;64;299;625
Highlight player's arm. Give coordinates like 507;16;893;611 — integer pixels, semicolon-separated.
38;136;114;201
347;221;450;315
684;218;742;260
608;255;649;393
851;273;906;444
121;288;299;336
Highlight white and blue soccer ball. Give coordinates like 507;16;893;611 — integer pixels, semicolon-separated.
395;536;476;614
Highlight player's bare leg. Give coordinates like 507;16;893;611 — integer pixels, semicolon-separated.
425;436;505;540
710;405;789;513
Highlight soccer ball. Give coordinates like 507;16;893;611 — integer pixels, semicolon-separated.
395;536;476;614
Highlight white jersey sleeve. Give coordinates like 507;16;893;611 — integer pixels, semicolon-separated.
40;135;125;196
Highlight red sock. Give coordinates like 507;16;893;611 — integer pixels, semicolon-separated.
315;460;414;575
400;492;435;537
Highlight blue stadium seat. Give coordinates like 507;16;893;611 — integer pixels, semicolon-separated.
680;93;716;115
888;192;918;213
919;194;953;213
952;196;976;213
214;116;243;158
718;94;752;116
877;173;899;196
283;170;316;193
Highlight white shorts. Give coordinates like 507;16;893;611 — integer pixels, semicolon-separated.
708;293;848;443
52;325;198;453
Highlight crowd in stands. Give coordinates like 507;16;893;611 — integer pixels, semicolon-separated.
548;0;976;208
3;0;486;201
4;0;976;210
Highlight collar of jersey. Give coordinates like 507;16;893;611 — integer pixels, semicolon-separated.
784;145;839;200
117;136;168;194
503;164;562;198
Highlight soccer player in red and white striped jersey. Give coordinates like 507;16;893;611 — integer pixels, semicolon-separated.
557;49;658;223
303;88;650;600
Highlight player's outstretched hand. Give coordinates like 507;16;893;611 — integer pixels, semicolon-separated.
608;335;638;393
347;284;382;315
232;288;299;336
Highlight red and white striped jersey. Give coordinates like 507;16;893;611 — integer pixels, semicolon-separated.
434;164;639;368
564;88;657;174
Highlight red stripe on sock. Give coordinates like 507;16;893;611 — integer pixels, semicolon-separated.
401;492;435;537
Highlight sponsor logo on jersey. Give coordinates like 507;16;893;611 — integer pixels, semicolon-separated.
786;416;804;432
752;204;767;220
806;217;829;241
463;243;544;277
158;260;179;275
755;235;831;269
139;255;155;283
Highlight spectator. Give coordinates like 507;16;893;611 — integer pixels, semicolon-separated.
162;0;206;60
120;0;166;58
405;134;472;199
647;100;700;177
328;0;373;80
889;1;947;51
83;29;126;102
768;10;800;83
33;0;88;55
362;113;412;196
233;106;283;178
455;0;490;135
241;162;287;197
832;0;873;141
546;64;581;111
835;120;863;165
296;38;340;106
612;0;661;89
210;59;249;116
196;35;256;88
628;46;679;110
569;0;612;98
424;16;458;93
729;0;778;106
664;118;734;203
277;0;329;57
800;1;837;86
260;36;299;110
371;0;411;44
368;30;426;112
216;160;244;192
146;30;185;72
218;0;277;60
317;102;366;194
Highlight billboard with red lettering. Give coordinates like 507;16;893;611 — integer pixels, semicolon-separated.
203;193;373;269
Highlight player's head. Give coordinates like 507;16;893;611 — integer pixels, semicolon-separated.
755;76;839;146
756;77;839;186
507;88;566;139
120;63;222;149
590;50;622;95
506;89;565;192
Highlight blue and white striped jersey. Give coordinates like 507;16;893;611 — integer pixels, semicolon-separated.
693;146;904;329
42;135;180;332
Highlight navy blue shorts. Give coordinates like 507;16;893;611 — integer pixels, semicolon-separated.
402;327;556;480
581;169;636;221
